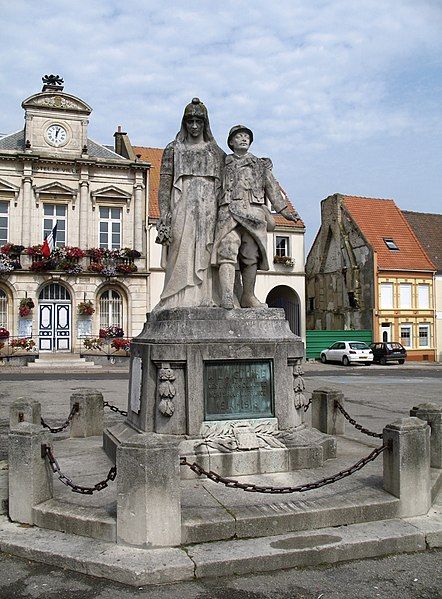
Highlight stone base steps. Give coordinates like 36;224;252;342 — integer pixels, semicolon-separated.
28;354;102;369
0;513;440;587
33;499;116;542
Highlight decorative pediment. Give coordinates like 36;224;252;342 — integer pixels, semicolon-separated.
0;178;20;204
33;181;78;207
91;185;132;211
22;92;91;115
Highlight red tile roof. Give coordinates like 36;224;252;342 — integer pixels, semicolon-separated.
403;211;442;273
133;145;303;227
341;195;436;271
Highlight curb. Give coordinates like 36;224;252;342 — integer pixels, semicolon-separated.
0;512;440;587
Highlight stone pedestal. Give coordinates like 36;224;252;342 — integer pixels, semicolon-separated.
383;417;431;517
10;397;41;428
104;307;335;476
311;388;346;436
8;423;53;524
410;402;442;469
70;389;104;438
116;433;181;548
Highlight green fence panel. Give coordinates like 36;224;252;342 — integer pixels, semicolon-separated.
306;330;373;359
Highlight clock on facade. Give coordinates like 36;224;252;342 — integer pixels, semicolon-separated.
46;124;68;147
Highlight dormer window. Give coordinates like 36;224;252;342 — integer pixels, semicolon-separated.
384;238;399;251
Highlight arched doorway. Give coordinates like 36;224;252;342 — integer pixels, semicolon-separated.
38;282;71;352
266;285;300;335
0;288;8;329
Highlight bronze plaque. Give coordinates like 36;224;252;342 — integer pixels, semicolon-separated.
204;360;274;420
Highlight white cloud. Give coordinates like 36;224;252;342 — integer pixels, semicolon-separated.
0;0;441;246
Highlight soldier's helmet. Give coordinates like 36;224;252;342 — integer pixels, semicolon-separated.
227;125;254;150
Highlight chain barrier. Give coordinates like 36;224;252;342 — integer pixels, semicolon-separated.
304;397;312;412
180;443;388;494
40;403;79;434
103;401;127;417
334;401;383;439
42;444;117;495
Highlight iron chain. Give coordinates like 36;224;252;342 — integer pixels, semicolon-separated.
103;401;127;417
303;398;312;412
40;402;79;434
180;443;388;494
335;401;383;439
43;444;116;495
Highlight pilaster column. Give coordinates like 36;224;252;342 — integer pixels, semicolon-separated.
133;183;144;252
79;181;89;248
22;176;33;247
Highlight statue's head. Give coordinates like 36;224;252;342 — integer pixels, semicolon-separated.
227;125;254;151
177;98;214;142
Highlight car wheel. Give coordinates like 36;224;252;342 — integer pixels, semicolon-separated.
380;357;387;365
320;354;327;364
398;359;405;365
342;356;350;366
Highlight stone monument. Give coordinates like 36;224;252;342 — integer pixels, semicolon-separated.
104;102;335;475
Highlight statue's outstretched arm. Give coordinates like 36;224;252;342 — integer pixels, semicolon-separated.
263;159;300;222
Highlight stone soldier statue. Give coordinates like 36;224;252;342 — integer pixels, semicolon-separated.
155;98;225;310
211;125;300;309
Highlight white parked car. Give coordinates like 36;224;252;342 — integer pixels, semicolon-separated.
320;341;373;366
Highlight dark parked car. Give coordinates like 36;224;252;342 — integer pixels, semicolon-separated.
369;342;407;364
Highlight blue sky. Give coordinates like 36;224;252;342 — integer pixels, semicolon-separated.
1;0;441;250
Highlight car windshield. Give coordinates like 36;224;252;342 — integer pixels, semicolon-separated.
349;342;369;350
386;343;403;350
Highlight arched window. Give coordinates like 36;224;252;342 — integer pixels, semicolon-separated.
99;289;122;329
39;283;71;301
0;288;7;328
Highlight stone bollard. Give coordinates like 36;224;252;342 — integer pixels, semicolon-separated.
69;389;104;438
383;417;431;517
117;433;181;548
410;403;442;469
8;422;53;524
311;388;346;435
10;397;41;428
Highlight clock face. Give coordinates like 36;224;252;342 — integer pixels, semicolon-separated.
46;124;68;147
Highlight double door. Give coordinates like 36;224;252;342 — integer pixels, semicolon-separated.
39;302;71;352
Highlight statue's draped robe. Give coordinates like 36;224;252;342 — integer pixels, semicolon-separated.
158;140;224;309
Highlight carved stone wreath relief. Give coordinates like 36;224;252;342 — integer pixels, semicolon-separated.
157;364;176;417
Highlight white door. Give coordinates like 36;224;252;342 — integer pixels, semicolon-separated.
381;323;391;343
38;283;71;352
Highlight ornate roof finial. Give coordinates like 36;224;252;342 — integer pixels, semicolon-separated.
42;74;64;92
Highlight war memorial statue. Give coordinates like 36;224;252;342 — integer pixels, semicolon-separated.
212;125;299;309
105;98;331;480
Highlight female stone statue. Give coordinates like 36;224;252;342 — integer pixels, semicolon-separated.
155;98;225;310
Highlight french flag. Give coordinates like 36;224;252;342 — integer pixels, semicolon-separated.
42;223;57;259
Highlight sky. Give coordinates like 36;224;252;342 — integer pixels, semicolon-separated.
0;0;441;251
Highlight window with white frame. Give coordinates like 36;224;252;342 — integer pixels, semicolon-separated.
400;324;412;348
99;289;122;329
380;282;394;309
418;323;430;347
275;236;290;257
0;288;7;328
399;283;412;309
43;203;66;247
99;207;121;249
417;284;430;309
0;201;8;245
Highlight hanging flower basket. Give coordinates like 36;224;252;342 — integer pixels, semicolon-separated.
116;262;137;274
78;300;95;316
1;244;24;257
99;325;124;339
111;338;131;352
30;260;53;272
19;298;35;318
0;327;10;340
10;337;36;352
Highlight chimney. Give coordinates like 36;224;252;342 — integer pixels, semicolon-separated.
114;126;136;160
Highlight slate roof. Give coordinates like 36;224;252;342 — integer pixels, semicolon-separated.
342;195;435;272
403;210;442;273
0;130;126;161
0;130;25;151
133;145;304;227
